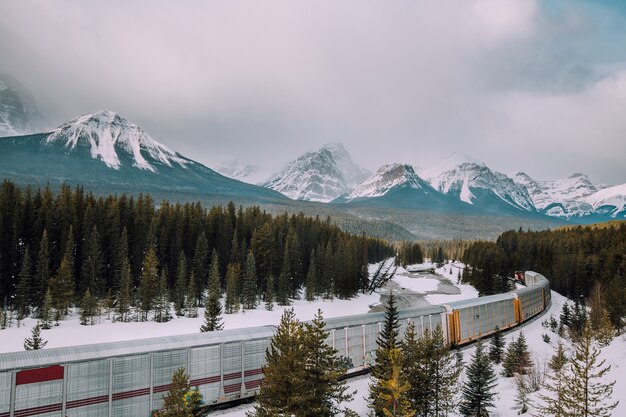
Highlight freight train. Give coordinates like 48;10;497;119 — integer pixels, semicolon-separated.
0;271;550;417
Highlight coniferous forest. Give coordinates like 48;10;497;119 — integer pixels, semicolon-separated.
0;180;393;323
463;223;626;328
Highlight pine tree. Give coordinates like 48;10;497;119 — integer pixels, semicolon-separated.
81;226;103;297
185;272;198;318
34;229;50;308
402;322;431;415
370;292;401;417
48;255;75;318
305;251;317;301
40;287;54;329
24;322;47;350
488;327;505;364
138;247;159;321
173;251;187;316
503;332;531;377
459;340;497;417
300;310;355;416
208;249;221;296
225;263;239;314
154;268;171;323
277;247;291;306
115;258;132;322
201;255;223;332
430;326;462;417
561;324;618;417
79;288;97;325
535;342;568;417
15;247;32;319
514;373;530;414
153;368;203;417
265;273;275;311
252;308;308;416
242;250;258;310
380;348;415;417
192;232;209;303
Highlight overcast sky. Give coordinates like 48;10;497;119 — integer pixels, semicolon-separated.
1;0;625;184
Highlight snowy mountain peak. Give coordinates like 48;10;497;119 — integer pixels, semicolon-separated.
586;183;626;218
419;152;483;181
260;143;370;202
346;163;428;200
46;110;187;172
0;74;46;137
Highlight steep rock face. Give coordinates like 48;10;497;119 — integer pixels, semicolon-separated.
260;143;370;202
421;153;536;213
46;110;187;172
0;74;46;136
512;172;603;218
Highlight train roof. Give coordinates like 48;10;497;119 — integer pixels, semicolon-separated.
322;305;446;330
444;292;516;310
0;325;276;372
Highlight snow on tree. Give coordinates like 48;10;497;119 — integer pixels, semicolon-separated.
502;332;531;377
488;326;505;364
535;342;568;417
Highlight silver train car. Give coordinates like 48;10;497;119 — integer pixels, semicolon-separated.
0;271;550;417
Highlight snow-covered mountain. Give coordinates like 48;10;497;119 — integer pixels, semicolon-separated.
0;74;46;136
47;110;188;172
0;110;286;202
511;172;606;218
420;153;536;213
346;164;430;200
213;159;266;184
260;143;371;202
586;183;626;218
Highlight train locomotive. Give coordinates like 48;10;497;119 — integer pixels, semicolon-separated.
0;271;550;417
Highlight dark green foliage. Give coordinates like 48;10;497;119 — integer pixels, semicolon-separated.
40;287;53;329
502;332;531;377
79;288;97;325
397;241;424;266
173;251;187;316
152;368;203;417
265;273;274;311
0;181;392;320
242;250;258;309
24;322;47;350
464;223;626;328
15;247;32;319
154;268;171;323
370;292;401;417
252;309;353;417
138;247;159;321
488;327;505;364
115;257;132;322
459;340;497;417
225;263;239;314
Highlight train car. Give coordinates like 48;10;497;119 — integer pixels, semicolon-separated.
0;271;551;417
444;293;518;345
0;327;274;417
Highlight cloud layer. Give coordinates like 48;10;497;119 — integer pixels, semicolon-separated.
1;0;625;183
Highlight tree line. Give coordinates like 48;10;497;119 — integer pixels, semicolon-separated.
462;223;626;328
0;180;393;325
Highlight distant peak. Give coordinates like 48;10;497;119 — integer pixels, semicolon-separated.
568;172;587;179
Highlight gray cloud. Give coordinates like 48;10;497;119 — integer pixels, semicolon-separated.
0;0;625;184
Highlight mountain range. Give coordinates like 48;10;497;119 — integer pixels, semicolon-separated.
0;76;623;240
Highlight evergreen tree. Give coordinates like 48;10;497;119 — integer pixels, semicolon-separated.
138;247;159;321
242;250;258;310
265;273;275;311
115;258;132;322
201;255;223;332
300;310;355;416
15;247;32;319
402;322;431;415
79;288;97;325
370;292;401;417
173;251;187;316
252;308;308;416
430;326;462;417
24;322;47;350
154;268;171;323
277;247;292;306
185;272;198;318
225;263;239;314
380;348;415;417
208;249;221;297
503;332;531;377
488;327;505;364
114;227;129;294
514;373;530;415
40;287;54;329
305;254;317;301
48;255;75;318
192;232;209;303
153;368;203;417
535;342;568;417
459;340;497;417
561;324;618;417
34;229;50;308
81;225;103;296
